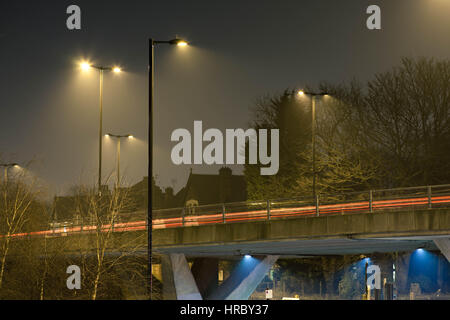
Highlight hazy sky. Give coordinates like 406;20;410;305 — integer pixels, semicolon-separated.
1;0;450;196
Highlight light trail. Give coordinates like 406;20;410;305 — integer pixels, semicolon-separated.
2;193;450;238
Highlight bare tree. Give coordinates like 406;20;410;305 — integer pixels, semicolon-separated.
321;57;450;188
0;167;40;289
70;176;147;300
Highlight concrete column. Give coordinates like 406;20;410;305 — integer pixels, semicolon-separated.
161;255;176;300
434;238;450;262
394;252;411;294
208;255;279;300
191;258;219;299
170;253;203;300
161;253;202;300
373;255;394;283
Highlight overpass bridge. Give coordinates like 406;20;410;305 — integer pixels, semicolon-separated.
152;184;450;300
152;184;450;256
4;184;450;299
154;208;450;256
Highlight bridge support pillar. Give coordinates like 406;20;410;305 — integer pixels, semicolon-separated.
192;258;219;298
161;253;202;300
434;238;450;262
208;255;279;300
161;255;176;299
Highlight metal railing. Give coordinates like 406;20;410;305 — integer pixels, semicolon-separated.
152;184;450;229
3;184;450;238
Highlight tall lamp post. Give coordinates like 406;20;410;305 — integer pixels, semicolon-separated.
148;37;188;299
298;90;328;199
80;62;121;195
105;133;133;189
0;163;19;182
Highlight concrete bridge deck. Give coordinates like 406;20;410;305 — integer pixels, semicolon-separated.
154;207;450;257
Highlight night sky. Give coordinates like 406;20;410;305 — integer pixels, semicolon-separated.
1;0;450;196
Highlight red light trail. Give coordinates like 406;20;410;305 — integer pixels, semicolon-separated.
2;194;449;239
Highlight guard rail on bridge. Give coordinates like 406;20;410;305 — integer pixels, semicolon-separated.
3;184;450;238
152;184;450;229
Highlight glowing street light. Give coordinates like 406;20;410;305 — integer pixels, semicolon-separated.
105;133;133;189
80;62;91;71
148;36;188;299
80;61;122;73
79;60;123;195
298;90;329;199
176;40;188;47
0;163;19;182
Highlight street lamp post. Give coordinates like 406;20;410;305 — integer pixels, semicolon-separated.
0;163;19;183
105;133;133;189
80;63;121;195
298;90;328;199
148;37;188;299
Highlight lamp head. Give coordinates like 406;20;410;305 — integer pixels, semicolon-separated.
80;62;91;71
169;38;188;46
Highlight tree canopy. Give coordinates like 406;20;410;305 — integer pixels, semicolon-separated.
245;57;450;200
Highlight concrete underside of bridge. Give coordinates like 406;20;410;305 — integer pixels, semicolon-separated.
157;237;440;257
